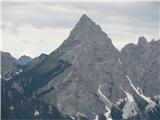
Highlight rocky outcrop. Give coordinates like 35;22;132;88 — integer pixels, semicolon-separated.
37;14;125;118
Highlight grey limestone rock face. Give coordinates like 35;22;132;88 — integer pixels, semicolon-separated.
37;14;125;118
38;15;160;118
120;37;160;97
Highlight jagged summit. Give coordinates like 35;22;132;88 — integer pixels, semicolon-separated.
69;14;103;39
52;14;110;58
138;36;148;47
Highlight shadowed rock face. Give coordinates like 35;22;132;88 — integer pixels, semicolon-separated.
24;53;48;72
1;51;22;79
1;79;67;120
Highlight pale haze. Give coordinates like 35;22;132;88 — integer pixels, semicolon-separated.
2;1;159;58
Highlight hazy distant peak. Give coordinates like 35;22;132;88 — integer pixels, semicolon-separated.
19;55;32;59
19;55;32;65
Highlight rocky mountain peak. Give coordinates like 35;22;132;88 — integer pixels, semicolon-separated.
69;14;103;40
53;14;116;64
1;51;22;79
52;14;111;58
76;14;95;27
138;36;148;47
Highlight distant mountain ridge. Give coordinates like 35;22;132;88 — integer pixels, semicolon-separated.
1;14;160;120
19;55;32;65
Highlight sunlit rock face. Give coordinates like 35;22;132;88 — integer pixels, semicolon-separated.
122;102;138;119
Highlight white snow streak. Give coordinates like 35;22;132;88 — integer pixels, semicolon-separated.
34;110;40;116
69;115;75;120
120;86;134;102
104;105;112;120
6;77;12;81
98;85;113;109
76;112;86;117
94;115;98;120
126;75;156;109
98;85;112;120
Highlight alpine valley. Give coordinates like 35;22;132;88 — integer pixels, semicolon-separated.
1;14;160;120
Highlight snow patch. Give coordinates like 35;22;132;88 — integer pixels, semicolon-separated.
94;115;98;120
126;75;156;109
69;115;75;120
104;105;112;120
98;85;113;109
120;86;134;102
116;98;127;106
34;110;40;116
9;106;14;111
98;85;112;120
15;69;23;75
15;72;20;75
76;112;86;117
125;91;134;102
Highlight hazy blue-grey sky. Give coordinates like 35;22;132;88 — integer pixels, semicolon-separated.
2;1;159;58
